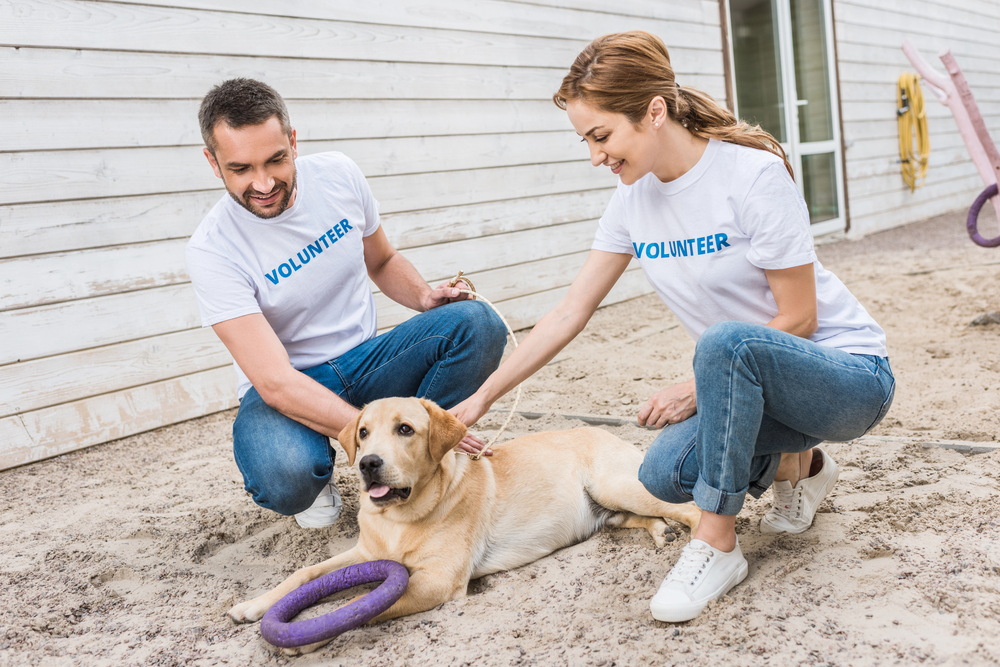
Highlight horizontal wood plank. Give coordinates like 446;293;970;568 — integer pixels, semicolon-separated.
1;327;232;418
510;0;715;23
3;0;722;65
0;366;238;471
2;0;584;68
0;191;219;260
1;214;601;312
129;0;721;43
0;46;565;100
381;189;612;249
1;99;570;152
835;0;1000;44
1;284;201;366
375;249;607;328
847;173;984;218
493;265;652;333
0;46;722;101
0;187;612;259
848;191;986;237
0;239;189;311
0;133;609;206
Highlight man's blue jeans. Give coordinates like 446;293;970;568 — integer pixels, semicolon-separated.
232;300;506;515
639;321;895;516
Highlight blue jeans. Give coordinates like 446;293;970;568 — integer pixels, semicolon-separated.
638;321;895;516
232;300;506;515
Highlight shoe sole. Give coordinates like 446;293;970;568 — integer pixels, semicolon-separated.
649;560;750;623
294;506;343;529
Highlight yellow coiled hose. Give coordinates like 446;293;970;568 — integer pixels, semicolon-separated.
898;72;930;192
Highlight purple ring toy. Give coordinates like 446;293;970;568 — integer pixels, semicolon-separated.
967;183;1000;248
259;560;408;649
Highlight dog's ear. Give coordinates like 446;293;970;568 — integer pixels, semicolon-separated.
418;399;468;462
336;409;363;467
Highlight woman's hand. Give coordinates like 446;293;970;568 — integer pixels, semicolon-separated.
637;378;697;428
449;394;493;456
450;393;490;428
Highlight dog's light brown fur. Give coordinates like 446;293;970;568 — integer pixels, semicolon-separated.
229;397;700;653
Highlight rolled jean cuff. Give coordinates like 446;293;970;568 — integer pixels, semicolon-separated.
693;478;749;516
749;453;782;499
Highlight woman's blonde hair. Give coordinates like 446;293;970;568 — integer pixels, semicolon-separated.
554;31;794;179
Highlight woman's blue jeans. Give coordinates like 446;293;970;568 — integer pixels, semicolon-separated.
232;300;506;515
639;321;895;516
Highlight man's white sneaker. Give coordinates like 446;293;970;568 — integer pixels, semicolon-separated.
294;480;343;529
760;448;839;535
649;538;749;623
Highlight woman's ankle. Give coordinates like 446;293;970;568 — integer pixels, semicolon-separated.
775;449;816;487
692;511;737;552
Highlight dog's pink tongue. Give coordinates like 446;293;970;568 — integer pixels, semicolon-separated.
368;484;391;498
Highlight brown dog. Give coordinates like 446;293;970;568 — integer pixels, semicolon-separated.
229;397;700;652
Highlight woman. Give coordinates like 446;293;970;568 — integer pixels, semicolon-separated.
452;31;894;623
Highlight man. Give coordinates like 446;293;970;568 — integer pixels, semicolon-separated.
185;78;506;528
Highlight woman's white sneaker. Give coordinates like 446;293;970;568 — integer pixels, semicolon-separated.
294;480;343;528
649;538;749;622
760;448;839;534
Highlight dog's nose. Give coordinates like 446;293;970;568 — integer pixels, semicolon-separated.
359;454;383;475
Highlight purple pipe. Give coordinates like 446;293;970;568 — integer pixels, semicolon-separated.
968;183;1000;247
260;560;409;649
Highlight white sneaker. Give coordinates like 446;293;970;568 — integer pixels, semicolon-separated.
649;538;749;622
294;480;343;528
760;448;839;535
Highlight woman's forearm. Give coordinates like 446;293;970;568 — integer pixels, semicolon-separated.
474;301;589;406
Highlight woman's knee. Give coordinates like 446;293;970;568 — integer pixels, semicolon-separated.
639;426;698;504
695;321;750;358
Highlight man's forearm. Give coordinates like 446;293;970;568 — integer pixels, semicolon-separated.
257;368;360;438
369;251;433;312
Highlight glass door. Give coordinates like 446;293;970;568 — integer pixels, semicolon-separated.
727;0;846;236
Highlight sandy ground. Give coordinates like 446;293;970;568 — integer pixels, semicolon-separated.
3;209;1000;667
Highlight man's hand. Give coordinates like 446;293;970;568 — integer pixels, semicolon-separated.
637;378;697;428
421;279;473;311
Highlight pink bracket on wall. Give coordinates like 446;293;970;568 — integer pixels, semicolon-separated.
902;39;1000;244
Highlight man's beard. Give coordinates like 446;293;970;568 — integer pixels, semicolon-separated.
228;171;296;219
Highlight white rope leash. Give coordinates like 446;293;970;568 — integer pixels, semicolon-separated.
448;272;521;460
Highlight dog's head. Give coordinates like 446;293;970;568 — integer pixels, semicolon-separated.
336;397;467;508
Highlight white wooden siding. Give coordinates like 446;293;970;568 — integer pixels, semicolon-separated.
832;0;1000;238
0;0;728;470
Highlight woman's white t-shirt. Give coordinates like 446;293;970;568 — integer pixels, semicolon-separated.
593;139;887;356
185;152;380;398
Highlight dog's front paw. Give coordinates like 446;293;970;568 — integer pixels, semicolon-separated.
281;639;331;656
228;597;271;624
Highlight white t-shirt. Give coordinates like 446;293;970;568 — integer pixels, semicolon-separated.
593;139;887;356
185;152;381;398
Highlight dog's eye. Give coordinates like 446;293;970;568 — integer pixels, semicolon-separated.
359;427;368;439
397;424;413;436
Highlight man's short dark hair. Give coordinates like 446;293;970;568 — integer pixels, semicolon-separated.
199;78;292;155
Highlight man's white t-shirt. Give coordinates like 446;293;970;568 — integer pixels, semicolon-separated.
185;152;381;398
593;139;887;356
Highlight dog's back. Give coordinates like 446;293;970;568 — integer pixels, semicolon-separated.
465;426;650;577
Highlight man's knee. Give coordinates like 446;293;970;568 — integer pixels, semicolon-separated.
245;459;331;516
455;300;507;361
